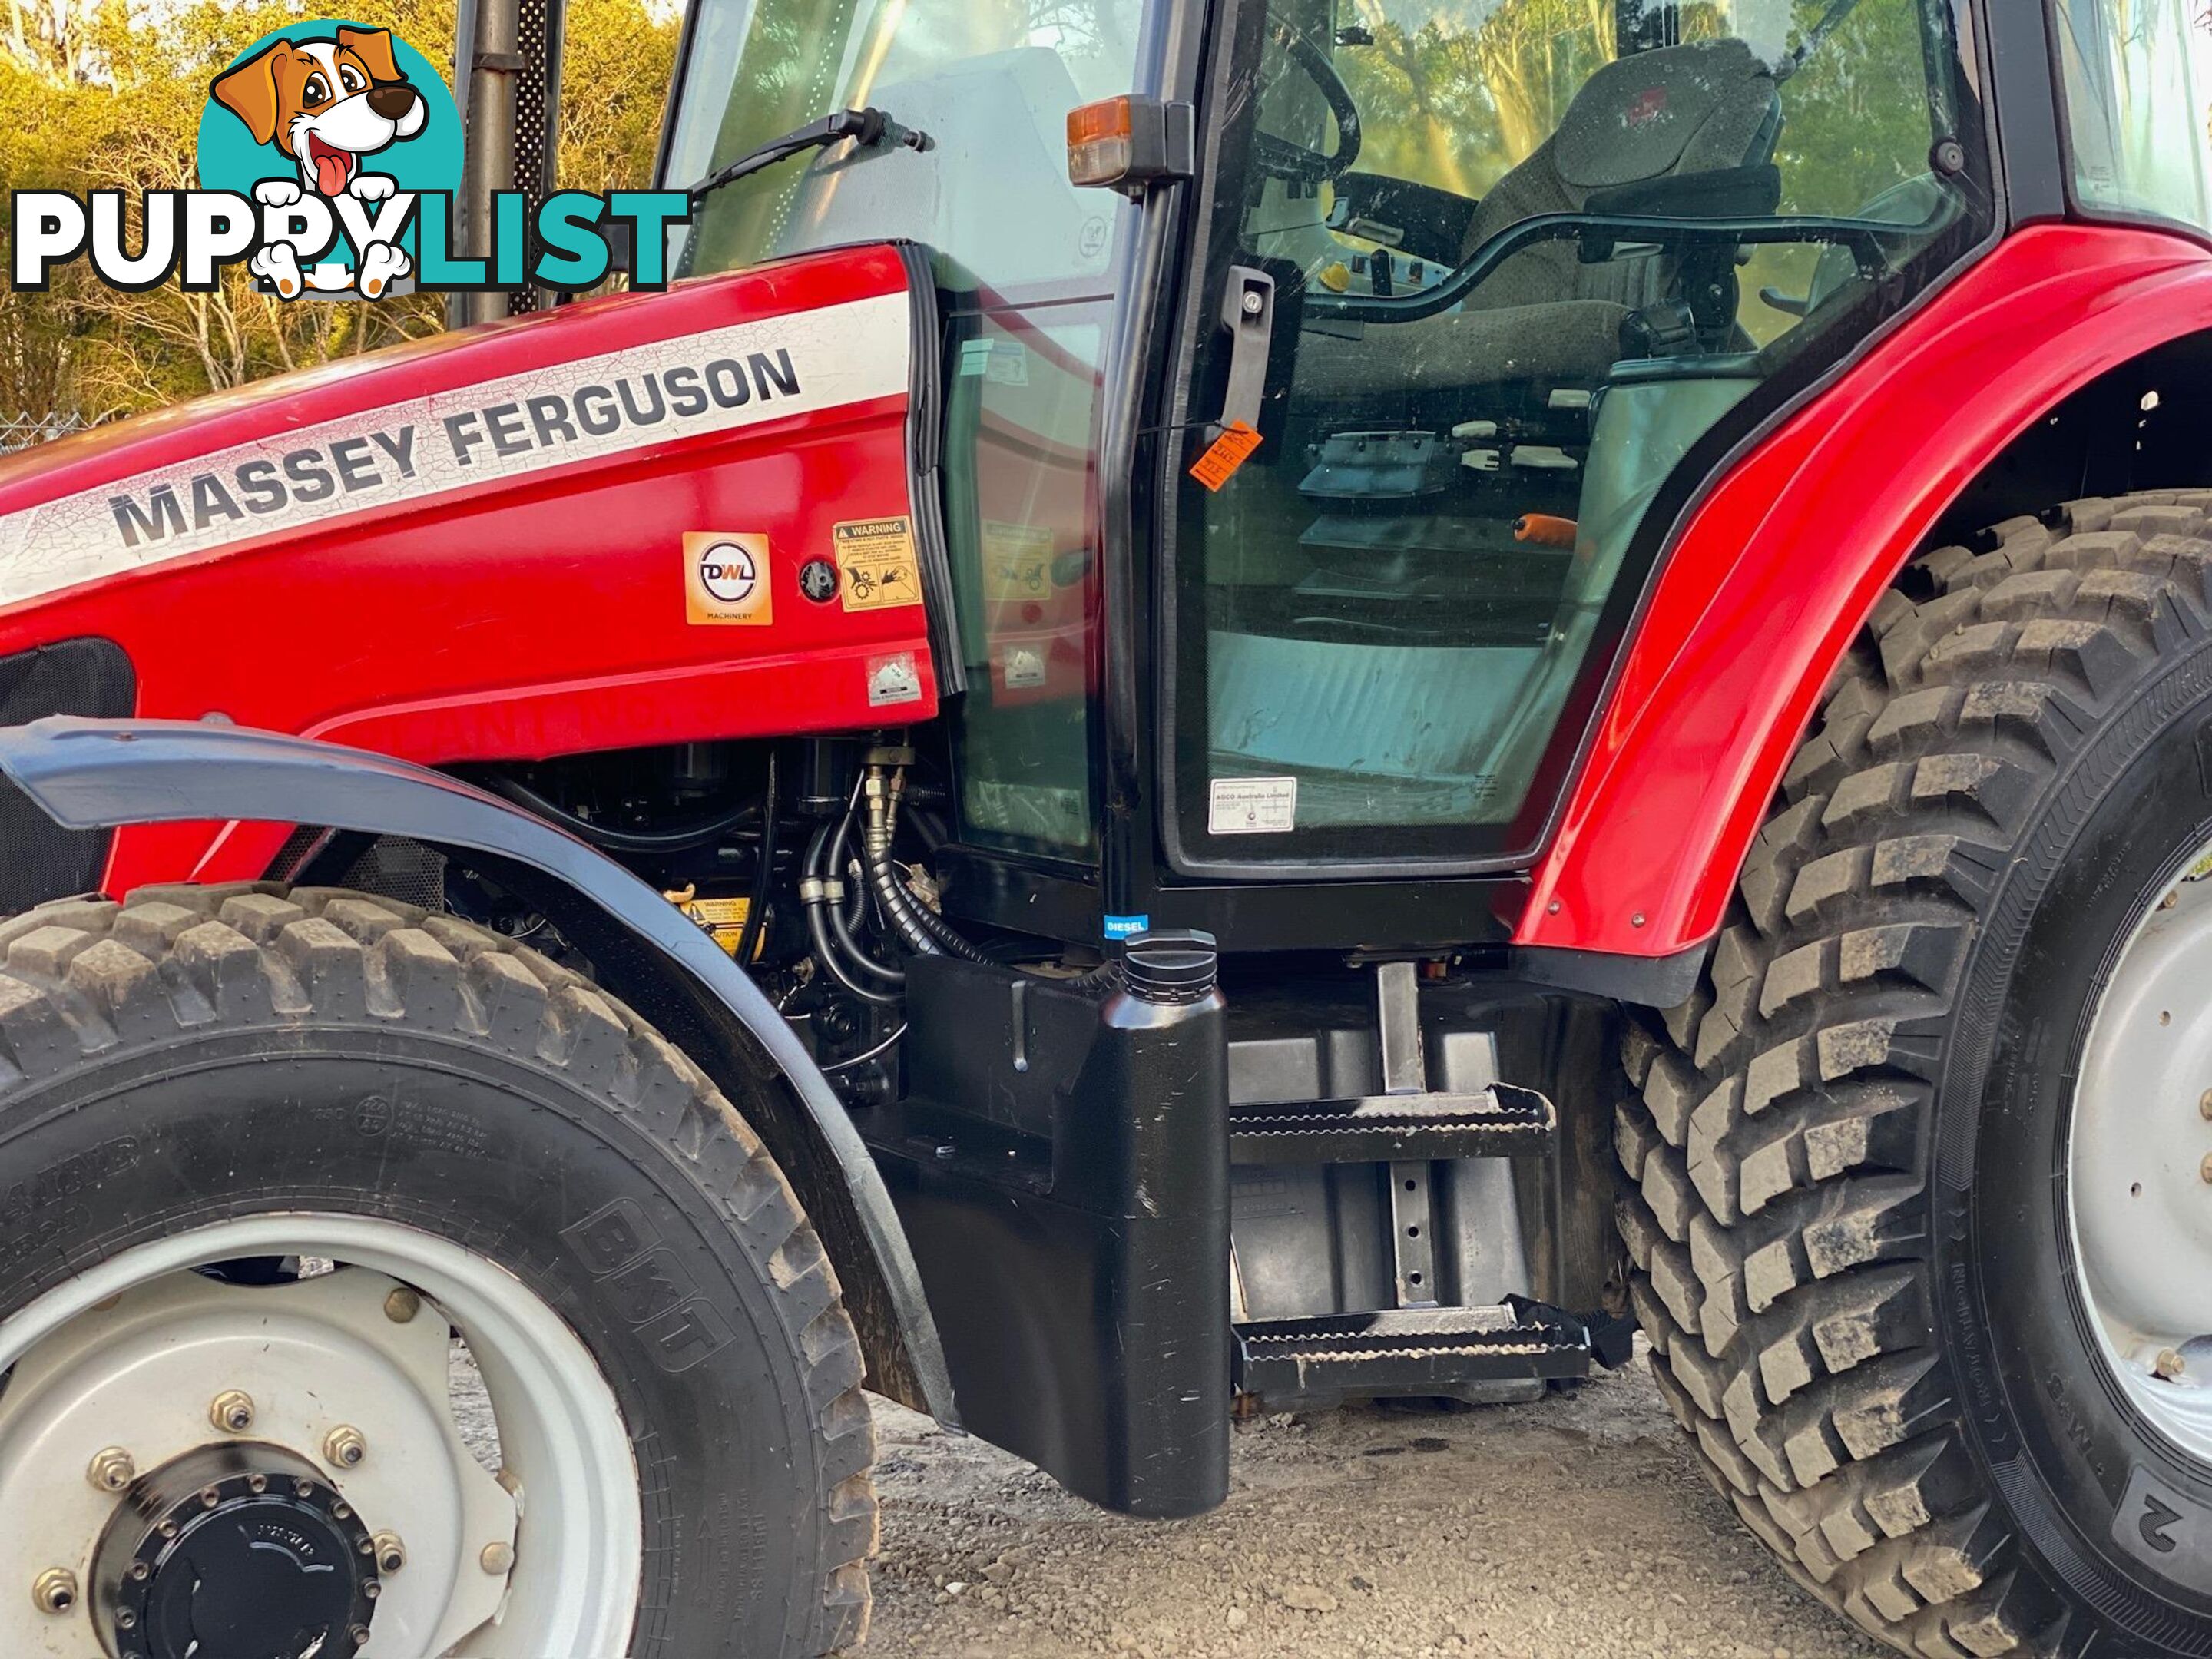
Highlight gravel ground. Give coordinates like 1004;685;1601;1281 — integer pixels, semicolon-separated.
859;1354;1891;1659
453;1335;1886;1658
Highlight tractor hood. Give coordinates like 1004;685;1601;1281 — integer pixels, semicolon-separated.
0;247;925;617
0;240;947;899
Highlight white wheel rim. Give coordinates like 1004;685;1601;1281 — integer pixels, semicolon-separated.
0;1214;642;1659
2069;847;2212;1466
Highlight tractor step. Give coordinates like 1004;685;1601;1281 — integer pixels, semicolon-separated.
1228;1081;1554;1164
1233;1300;1601;1399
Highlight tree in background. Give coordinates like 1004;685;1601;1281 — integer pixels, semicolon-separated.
0;0;677;433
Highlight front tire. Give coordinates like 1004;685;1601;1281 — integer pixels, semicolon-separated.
0;884;875;1657
1618;494;2212;1656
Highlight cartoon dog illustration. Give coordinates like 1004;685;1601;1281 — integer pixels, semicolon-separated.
212;27;425;299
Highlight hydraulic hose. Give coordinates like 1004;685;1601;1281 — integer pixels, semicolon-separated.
882;777;991;961
800;821;900;1005
814;813;905;985
828;879;904;984
863;768;991;964
820;803;904;981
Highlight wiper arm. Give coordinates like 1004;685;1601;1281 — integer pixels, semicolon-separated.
687;107;931;206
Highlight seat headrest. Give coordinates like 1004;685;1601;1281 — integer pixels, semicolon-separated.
1551;38;1777;192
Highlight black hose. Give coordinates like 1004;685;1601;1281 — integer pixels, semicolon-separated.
821;806;903;981
829;886;904;983
733;750;777;968
864;774;990;964
863;792;943;957
806;898;901;1005
911;880;984;958
800;822;900;1006
488;775;757;853
807;818;903;990
879;777;990;962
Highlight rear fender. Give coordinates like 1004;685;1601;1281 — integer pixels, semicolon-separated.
1518;224;2212;966
0;715;959;1426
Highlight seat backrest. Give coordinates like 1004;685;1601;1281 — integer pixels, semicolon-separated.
1462;38;1782;314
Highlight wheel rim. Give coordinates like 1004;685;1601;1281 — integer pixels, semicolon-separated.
0;1214;642;1659
2069;846;2212;1466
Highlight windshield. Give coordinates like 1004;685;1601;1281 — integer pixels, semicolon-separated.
662;0;1148;290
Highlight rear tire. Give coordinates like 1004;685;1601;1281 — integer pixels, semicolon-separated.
0;883;876;1657
1618;493;2212;1656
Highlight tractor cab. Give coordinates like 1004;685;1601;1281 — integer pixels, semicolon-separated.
659;0;1986;911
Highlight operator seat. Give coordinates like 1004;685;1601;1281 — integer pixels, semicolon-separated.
1301;37;1783;399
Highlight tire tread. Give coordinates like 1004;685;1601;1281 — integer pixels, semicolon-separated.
0;884;877;1655
1620;496;2212;1658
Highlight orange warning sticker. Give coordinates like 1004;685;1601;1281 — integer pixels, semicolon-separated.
1189;422;1262;492
833;517;923;611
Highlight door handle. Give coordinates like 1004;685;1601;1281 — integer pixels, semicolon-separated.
1215;264;1277;435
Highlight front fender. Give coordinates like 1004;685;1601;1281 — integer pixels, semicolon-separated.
0;715;958;1426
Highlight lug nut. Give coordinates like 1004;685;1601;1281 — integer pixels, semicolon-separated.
87;1446;135;1493
480;1541;515;1575
349;1624;372;1648
372;1532;406;1574
2156;1349;2187;1380
2200;1088;2212;1121
210;1390;255;1434
31;1568;77;1614
384;1286;422;1323
323;1426;367;1469
2202;1152;2212;1185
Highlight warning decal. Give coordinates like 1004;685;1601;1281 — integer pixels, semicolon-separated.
981;520;1055;601
833;516;922;611
673;894;757;958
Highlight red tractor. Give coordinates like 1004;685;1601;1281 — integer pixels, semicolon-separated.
2;0;2210;1653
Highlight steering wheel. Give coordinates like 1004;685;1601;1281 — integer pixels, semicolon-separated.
1253;15;1362;185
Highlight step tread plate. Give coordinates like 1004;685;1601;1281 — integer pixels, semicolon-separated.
1229;1081;1555;1165
1236;1303;1591;1393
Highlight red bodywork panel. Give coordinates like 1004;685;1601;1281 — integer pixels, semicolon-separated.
1518;224;2212;962
0;245;935;894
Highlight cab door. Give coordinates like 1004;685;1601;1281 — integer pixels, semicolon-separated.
1151;0;1990;890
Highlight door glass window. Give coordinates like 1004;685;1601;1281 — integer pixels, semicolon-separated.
1171;0;1990;869
2054;0;2212;230
943;305;1111;859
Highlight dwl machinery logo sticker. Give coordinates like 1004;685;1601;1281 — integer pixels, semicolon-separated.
8;18;689;300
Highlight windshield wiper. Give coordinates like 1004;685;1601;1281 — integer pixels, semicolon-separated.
687;107;932;207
